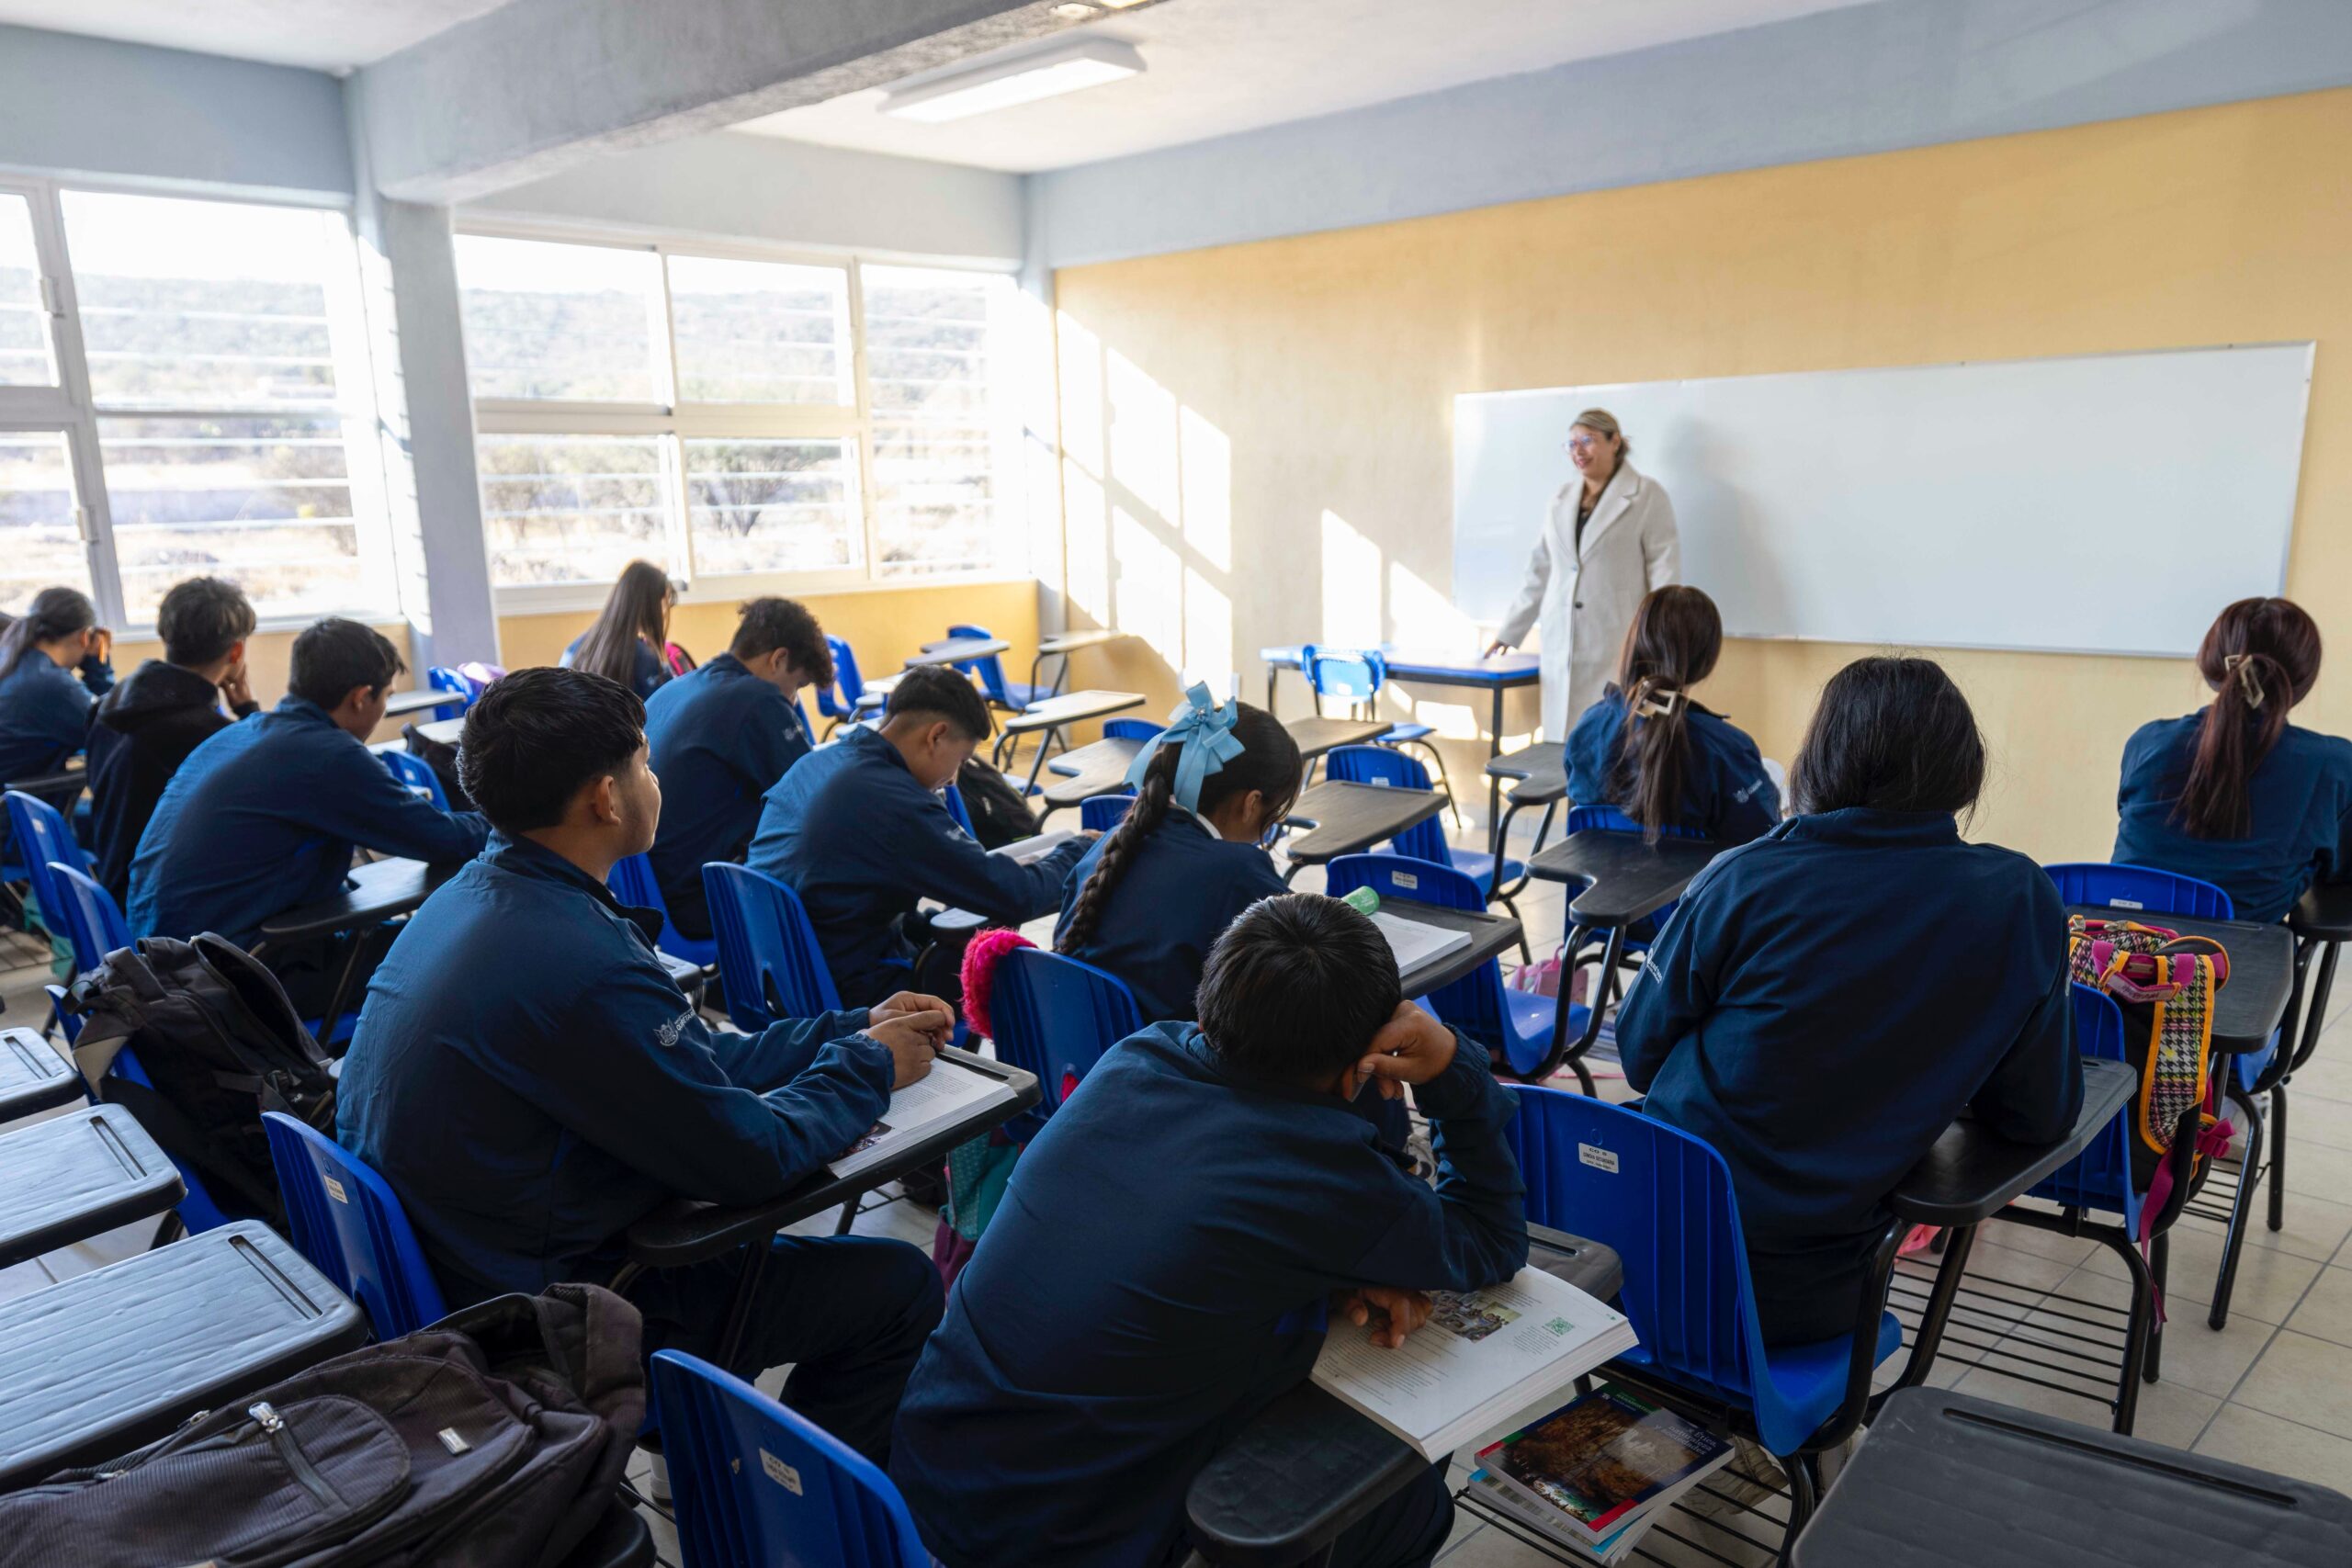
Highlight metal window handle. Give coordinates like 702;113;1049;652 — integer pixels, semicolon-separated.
38;276;61;316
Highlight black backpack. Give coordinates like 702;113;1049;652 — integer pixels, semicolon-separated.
956;754;1044;850
62;933;338;1228
0;1283;647;1568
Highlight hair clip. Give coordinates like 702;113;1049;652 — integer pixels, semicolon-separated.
2223;652;2266;709
1634;686;1685;721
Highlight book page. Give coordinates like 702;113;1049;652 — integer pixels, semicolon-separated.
826;1059;1019;1179
1371;910;1473;973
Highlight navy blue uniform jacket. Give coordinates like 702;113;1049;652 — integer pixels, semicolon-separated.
1566;687;1779;845
748;726;1086;1004
2112;711;2352;924
890;1022;1529;1568
0;651;110;857
1615;808;2080;1341
336;833;889;1303
1053;810;1287;1021
88;660;257;902
129;696;490;946
561;632;667;699
644;653;812;938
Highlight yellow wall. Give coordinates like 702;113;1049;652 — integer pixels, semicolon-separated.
1050;88;2352;862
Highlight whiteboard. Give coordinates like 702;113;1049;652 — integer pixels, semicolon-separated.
1452;344;2313;659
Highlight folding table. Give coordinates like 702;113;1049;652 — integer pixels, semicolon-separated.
0;1103;184;1269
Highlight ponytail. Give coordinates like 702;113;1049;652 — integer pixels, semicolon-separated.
2173;598;2322;840
0;586;96;682
1604;585;1723;844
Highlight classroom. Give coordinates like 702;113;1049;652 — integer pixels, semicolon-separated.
0;0;2348;1563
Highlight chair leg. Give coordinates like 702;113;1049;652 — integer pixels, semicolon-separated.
1497;892;1532;964
2268;1083;2289;1233
2210;1087;2266;1331
1779;1450;1821;1565
2144;1231;2167;1383
2110;1231;2154;1436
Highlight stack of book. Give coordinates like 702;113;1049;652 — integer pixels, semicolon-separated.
1466;1385;1736;1563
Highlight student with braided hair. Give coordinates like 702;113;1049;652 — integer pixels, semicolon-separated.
1564;584;1778;846
1055;685;1302;1021
2114;597;2351;922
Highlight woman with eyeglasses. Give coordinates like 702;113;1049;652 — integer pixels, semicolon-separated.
1486;407;1680;741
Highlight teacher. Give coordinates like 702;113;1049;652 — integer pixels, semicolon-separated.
1487;408;1680;740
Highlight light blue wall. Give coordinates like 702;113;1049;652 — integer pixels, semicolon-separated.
1029;0;2352;269
0;24;351;197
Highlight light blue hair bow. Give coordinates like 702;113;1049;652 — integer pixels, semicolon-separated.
1125;682;1244;813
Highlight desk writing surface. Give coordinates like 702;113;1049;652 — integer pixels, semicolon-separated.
2292;881;2352;941
413;716;465;747
1281;781;1443;864
382;688;454;716
0;1027;80;1122
1527;831;1720;927
2064;906;2291;1053
0;1104;184;1269
1385;900;1521;1000
1002;689;1144;734
1037;628;1128;656
1283;716;1392;761
1888;1058;2135;1228
255;857;458;946
905;637;1009;668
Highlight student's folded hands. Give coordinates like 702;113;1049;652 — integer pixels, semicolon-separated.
1352;1001;1460;1099
871;990;956;1046
1334;1283;1435;1349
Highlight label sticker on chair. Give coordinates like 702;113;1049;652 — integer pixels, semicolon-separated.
322;1176;348;1204
1392;872;1419;889
2107;897;2144;909
1578;1144;1620;1174
760;1449;803;1495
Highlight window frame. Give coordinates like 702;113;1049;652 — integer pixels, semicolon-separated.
458;217;1027;613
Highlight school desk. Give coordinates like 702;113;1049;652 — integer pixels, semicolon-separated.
1029;627;1133;704
0;1104;184;1270
2062;907;2292;1055
0;1221;366;1491
1037;736;1145;820
1283;715;1395;763
1484;740;1568;883
999;688;1146;792
253;856;462;1031
904;636;1010;669
382;686;453;717
1524;829;1724;1091
1279;780;1446;870
2248;883;2352;1259
0;1026;80;1122
1385;898;1524;999
413;715;464;748
619;1049;1038;1371
1794;1387;2352;1568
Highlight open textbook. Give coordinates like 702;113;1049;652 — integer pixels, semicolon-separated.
1310;1267;1638;1461
1472;1385;1736;1562
827;1056;1020;1180
1370;910;1472;975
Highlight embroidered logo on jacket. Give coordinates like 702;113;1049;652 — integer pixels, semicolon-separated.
656;1010;694;1049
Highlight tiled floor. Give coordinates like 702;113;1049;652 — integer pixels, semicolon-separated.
7;806;2352;1566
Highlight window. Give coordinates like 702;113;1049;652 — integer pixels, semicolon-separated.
459;231;1022;595
0;432;88;614
0;195;56;389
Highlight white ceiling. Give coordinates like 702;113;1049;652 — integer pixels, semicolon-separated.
734;0;1889;173
0;0;515;72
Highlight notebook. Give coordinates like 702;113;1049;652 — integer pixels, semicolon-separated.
1370;910;1473;975
826;1057;1021;1179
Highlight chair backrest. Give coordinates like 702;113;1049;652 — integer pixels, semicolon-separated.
1300;644;1385;706
2026;985;2140;1226
704;863;842;1031
377;750;447;809
606;852;718;969
7;790;88;925
261;1110;447;1339
984;947;1142;1116
1564;803;1703;841
1080;794;1136;832
425;667;475;718
1324;746;1452;864
102;1031;236;1235
817;635;865;716
942;783;975;835
651;1350;932;1568
2043;862;2233;919
1324;854;1544;1071
1102;718;1160;742
46;862;130;973
946;622;1013;706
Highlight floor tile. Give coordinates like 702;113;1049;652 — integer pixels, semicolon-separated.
2235;1330;2352;1438
1981;1213;2098;1269
2286;1266;2352;1348
2080;1220;2323;1322
2011;1289;2274;1400
2276;1137;2352;1201
1951;1362;2217;1450
2192;1404;2352;1493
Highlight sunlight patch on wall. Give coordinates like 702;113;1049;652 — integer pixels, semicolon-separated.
1319;509;1384;648
1178;405;1231;574
1114;504;1183;669
1107;347;1180;524
1182;565;1234;692
1064;458;1110;624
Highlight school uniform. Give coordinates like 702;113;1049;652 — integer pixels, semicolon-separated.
890;1021;1528;1568
1565;687;1781;845
2112;711;2352;924
1616;808;2081;1347
337;832;939;1459
747;725;1087;1004
643;653;812;939
1053;809;1287;1021
0;651;110;860
87;660;258;902
560;633;668;700
128;696;490;1011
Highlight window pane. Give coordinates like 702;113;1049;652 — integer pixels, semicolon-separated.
479;434;670;586
0;432;89;614
457;236;662;403
61;191;345;411
98;416;363;620
861;265;1017;578
0;195;56;388
685;439;859;574
668;256;850;405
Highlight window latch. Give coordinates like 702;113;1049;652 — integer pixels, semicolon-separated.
38;276;62;316
72;507;93;544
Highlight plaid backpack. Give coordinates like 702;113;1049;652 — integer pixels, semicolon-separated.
2065;916;2232;1206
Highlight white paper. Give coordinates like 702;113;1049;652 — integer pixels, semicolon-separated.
991;829;1080;866
826;1058;1020;1179
1371;910;1472;974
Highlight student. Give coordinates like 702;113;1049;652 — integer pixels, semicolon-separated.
2113;597;2351;923
1054;685;1299;1021
1616;656;2081;1347
87;577;258;902
1565;584;1778;845
748;664;1089;1004
561;558;674;699
891;893;1528;1568
642;597;831;940
129;618;490;1015
0;587;112;856
336;666;951;1461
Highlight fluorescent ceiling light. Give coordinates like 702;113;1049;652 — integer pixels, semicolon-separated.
883;37;1145;123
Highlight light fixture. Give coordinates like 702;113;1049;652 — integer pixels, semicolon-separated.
882;36;1145;122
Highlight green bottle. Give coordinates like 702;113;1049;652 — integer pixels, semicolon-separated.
1340;886;1381;917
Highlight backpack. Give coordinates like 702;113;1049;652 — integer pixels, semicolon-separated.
956;754;1043;850
2065;916;2233;1204
62;933;338;1228
0;1283;646;1568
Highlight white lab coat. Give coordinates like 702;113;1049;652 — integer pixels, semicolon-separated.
1495;461;1680;739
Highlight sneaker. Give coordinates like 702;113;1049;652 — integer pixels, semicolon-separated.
643;1450;671;1506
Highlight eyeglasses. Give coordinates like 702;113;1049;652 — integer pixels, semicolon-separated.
1564;436;1606;454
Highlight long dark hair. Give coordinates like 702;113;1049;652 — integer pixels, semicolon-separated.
2174;597;2321;840
572;560;672;691
1791;656;1985;818
1058;701;1301;955
1605;585;1723;843
0;586;96;681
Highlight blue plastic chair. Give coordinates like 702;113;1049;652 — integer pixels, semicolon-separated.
1324;746;1521;902
608;852;719;970
942;783;975;836
1080;794;1135;832
1300;644;1453;807
261;1111;447;1340
2045;862;2233;920
814;636;888;737
704;863;843;1032
651;1349;933;1568
377;749;447;809
46;861;130;970
7;790;89;926
2028;986;2143;1235
986;948;1142;1125
944;623;1049;714
425;666;475;720
1102;718;1160;742
1509;1088;1902;1493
